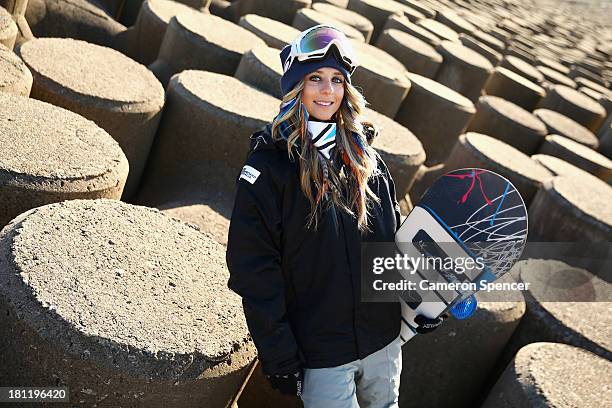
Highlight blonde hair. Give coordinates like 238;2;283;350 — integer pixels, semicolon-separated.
271;80;380;232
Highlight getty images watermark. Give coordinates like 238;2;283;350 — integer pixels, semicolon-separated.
369;253;530;293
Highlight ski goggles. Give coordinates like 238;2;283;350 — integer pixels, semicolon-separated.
283;25;358;75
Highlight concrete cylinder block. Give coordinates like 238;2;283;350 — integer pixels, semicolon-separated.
312;3;374;43
435;40;493;102
417;18;460;43
234;0;311;25
529;175;612;242
159;195;233;246
0;199;256;407
483;343;611;408
398;5;424;23
536;65;577;88
137;71;279;206
467;96;547;154
538;135;612;181
24;0;126;49
500;55;544;84
533;109;599;149
395;73;475;165
445;133;553;204
484;67;545;111
382;14;441;48
292;7;365;42
351;40;411;118
397;0;435;19
538;85;607;133
313;0;349;7
0;5;17;49
18;38;164;200
376;29;442;78
174;0;211;10
209;0;236;21
575;77;611;98
579;86;604;103
407;162;445;204
458;34;502;67
239;14;300;50
434;9;475;36
235;44;283;98
0;93;128;228
129;0;205;66
149;11;265;86
535;55;570;75
347;0;404;43
0;44;32;96
469;29;505;54
568;64;607;86
399;301;526;408
600;122;612;160
531;154;609;190
365;107;426;198
511;259;611;353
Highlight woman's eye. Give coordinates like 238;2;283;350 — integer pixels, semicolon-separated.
309;75;320;81
333;77;344;84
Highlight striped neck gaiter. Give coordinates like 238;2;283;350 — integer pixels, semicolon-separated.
307;120;337;160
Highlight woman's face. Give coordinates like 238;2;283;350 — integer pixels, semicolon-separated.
301;67;345;121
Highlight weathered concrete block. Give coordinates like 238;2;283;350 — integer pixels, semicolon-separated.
292;7;365;42
458;33;502;67
417;18;459;43
500;55;544;84
149;11;265;86
351;40;411;118
0;43;32;96
0;199;256;407
312;2;373;42
395;73;475;165
528;176;612;242
376;29;442;78
239;14;300;50
444;133;553;204
0;93;128;228
533;109;599;149
531;154;609;191
435;9;475;36
483;343;611;408
234;0;311;25
467;96;547;154
435;40;493;102
399;301;526;408
128;0;204;66
18;38;164;200
537;85;606;132
484;67;545;111
235;44;283;98
347;0;403;43
0;5;17;49
538;135;612;181
366;107;426;199
536;65;577;88
382;14;440;48
137;71;278;206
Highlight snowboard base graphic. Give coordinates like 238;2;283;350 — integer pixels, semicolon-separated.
395;168;528;343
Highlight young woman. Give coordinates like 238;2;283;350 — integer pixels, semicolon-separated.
227;25;443;407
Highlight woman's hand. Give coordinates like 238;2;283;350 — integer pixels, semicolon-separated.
266;369;304;397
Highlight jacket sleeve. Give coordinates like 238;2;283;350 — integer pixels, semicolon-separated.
226;152;301;375
376;153;403;233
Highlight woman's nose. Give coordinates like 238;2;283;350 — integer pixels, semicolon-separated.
319;79;333;94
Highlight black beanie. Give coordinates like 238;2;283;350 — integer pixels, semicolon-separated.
279;44;353;96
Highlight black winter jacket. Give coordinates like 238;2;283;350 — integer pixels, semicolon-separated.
226;125;401;374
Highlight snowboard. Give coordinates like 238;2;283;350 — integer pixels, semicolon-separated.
395;168;528;343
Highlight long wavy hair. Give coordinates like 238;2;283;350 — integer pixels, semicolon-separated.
271;79;380;232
